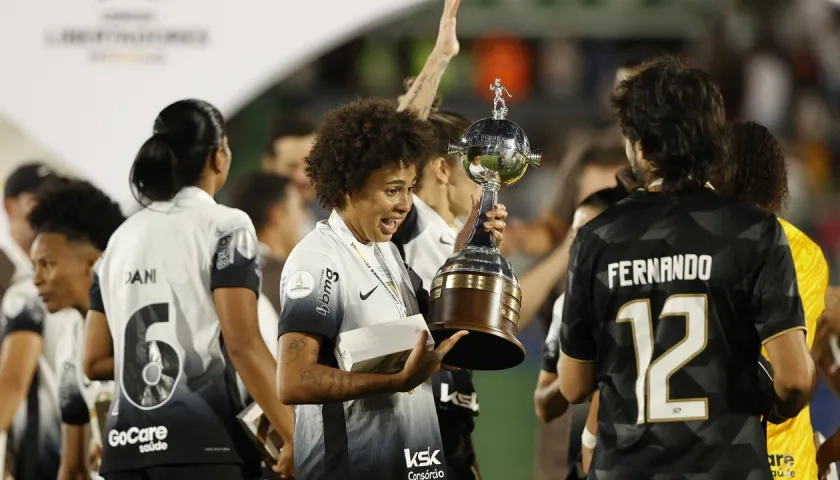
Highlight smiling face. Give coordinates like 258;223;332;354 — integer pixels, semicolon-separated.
30;232;98;313
342;164;416;243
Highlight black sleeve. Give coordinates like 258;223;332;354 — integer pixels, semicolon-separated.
211;227;261;296
2;292;46;336
558;233;597;363
89;271;105;314
390;205;418;262
58;362;90;426
541;294;565;373
277;251;344;342
752;216;806;343
406;263;430;317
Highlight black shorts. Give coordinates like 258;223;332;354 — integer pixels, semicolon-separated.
102;464;245;480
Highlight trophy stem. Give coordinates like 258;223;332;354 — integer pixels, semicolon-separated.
465;179;500;250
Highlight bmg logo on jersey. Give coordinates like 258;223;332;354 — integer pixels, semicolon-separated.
108;425;168;453
316;268;340;316
404;447;444;479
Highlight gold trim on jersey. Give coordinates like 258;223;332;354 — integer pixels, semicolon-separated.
560;351;596;364
761;326;807;346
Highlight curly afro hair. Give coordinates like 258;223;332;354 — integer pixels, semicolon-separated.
305;98;434;210
611;56;727;193
711;121;788;213
27;179;125;252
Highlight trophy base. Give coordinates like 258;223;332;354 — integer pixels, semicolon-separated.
428;272;525;370
429;322;525;371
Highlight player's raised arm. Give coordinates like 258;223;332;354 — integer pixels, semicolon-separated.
397;0;460;119
557;233;597;403
756;217;816;420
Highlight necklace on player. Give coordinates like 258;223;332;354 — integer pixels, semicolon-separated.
349;242;408;319
329;211;408;317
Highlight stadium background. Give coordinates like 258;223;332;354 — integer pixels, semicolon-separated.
2;0;840;477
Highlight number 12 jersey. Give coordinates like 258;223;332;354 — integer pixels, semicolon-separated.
560;188;806;480
90;187;262;475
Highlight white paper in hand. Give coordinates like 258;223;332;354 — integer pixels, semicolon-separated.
334;314;434;374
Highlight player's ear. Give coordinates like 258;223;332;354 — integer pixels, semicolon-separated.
209;141;230;175
432;157;449;185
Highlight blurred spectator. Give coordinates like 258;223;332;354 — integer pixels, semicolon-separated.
505;131;625;258
742;31;794;132
261;112;327;231
261;113;318;202
227;172;306;312
2;163;61;284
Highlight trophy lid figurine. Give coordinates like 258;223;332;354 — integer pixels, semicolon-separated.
427;78;541;371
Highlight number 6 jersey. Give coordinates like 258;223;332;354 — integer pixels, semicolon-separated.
560;188;806;480
90;186;262;475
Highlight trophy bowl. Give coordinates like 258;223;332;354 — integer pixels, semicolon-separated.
428;79;541;371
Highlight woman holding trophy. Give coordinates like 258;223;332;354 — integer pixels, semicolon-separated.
275;93;504;479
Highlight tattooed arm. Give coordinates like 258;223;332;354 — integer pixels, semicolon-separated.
276;332;403;404
396;0;461;120
276;330;467;405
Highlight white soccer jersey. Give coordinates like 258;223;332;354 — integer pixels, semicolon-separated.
90;187;262;475
55;316;114;446
397;195;458;289
1;278;77;480
278;210;446;479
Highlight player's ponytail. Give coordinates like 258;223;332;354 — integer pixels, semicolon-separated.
129;99;226;206
130;132;181;204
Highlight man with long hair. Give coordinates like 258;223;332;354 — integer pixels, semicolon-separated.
557;57;814;478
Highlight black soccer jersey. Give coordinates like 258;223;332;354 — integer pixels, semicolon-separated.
559;188;805;480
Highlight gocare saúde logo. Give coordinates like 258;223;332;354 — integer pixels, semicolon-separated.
108;425;168;453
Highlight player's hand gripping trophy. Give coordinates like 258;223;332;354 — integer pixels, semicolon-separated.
427;78;541;371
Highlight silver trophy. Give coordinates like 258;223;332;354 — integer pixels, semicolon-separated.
427;78;541;371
